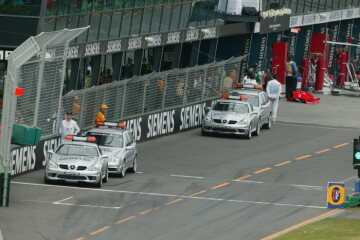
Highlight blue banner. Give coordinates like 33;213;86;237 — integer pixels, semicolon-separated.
327;182;345;209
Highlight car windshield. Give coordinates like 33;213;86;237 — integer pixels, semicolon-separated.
213;102;249;114
229;92;259;107
91;134;124;148
56;144;99;157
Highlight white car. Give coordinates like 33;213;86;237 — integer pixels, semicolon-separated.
86;121;137;178
45;136;109;187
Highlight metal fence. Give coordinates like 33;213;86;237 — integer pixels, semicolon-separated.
0;28;88;205
63;56;245;131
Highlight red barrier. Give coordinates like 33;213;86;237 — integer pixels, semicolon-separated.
337;53;348;86
301;58;310;90
310;33;329;70
315;58;325;91
272;42;288;85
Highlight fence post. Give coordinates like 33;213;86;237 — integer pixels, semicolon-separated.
79;91;86;129
33;53;46;126
162;74;168;109
202;68;208;101
183;70;189;105
120;82;127;119
142;78;147;114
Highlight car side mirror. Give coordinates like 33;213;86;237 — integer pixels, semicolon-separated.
205;106;211;114
126;145;135;151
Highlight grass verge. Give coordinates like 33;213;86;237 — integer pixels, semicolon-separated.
275;218;360;240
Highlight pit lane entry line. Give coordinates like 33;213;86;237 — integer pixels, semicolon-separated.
259;209;340;240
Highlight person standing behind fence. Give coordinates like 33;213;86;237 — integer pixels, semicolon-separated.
59;112;80;139
95;104;109;122
266;74;281;122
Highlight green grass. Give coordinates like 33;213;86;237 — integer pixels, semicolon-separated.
275;218;360;240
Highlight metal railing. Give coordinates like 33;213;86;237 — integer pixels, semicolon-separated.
62;56;245;131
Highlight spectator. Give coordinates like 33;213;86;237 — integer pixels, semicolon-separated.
222;72;233;93
72;96;81;116
243;69;257;85
266;74;281;122
95;104;108;122
285;55;298;99
85;70;91;88
59;112;80;139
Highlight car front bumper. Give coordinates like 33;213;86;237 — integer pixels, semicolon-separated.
45;168;101;183
202;121;250;135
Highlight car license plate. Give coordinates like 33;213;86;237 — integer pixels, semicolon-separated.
64;171;79;175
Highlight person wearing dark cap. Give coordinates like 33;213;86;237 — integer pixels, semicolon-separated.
59;112;80;139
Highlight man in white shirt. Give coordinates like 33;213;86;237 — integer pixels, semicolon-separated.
266;74;281;122
59;112;80;139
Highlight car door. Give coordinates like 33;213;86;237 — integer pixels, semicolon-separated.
258;93;266;124
261;93;271;121
124;132;135;168
248;104;257;130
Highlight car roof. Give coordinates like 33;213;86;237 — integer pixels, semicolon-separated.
87;127;125;135
229;89;261;96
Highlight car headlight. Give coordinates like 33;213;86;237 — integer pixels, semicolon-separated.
48;160;58;169
111;157;119;163
88;162;101;171
237;119;249;125
204;116;211;122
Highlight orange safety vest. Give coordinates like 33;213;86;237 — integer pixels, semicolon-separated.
95;111;106;122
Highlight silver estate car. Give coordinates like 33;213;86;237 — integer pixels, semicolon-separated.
228;85;272;129
45;137;109;187
86;122;137;178
202;99;260;139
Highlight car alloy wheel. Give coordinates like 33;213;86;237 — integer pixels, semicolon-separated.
254;122;260;136
129;158;137;173
119;165;126;178
95;173;103;188
246;126;252;139
103;168;109;183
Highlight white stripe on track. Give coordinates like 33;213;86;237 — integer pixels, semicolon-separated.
13;181;325;209
170;174;204;179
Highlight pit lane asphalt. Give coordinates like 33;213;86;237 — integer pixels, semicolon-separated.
1;122;358;240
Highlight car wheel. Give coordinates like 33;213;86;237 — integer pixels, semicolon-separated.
201;128;208;136
245;126;252;139
103;168;108;183
44;175;51;184
95;173;103;188
264;116;272;129
129;157;137;173
119;165;126;178
254;122;261;136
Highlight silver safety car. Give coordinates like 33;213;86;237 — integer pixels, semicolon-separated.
201;99;260;139
45;136;109;187
228;83;272;130
86;121;137;178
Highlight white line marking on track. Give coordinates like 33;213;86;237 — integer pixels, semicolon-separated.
13;181;325;209
53;196;73;204
136;172;143;174
277;122;360;131
232;180;263;184
339;176;357;183
170;174;204;179
291;184;325;190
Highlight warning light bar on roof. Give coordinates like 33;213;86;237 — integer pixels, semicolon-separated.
65;135;96;142
234;83;262;90
95;121;126;129
221;94;248;101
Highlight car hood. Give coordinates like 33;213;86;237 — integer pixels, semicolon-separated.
99;146;123;155
210;111;248;121
53;155;97;166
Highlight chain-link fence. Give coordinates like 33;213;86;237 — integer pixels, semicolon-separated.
63;56;245;131
0;28;88;206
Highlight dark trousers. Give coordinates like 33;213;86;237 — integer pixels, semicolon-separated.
286;76;297;99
